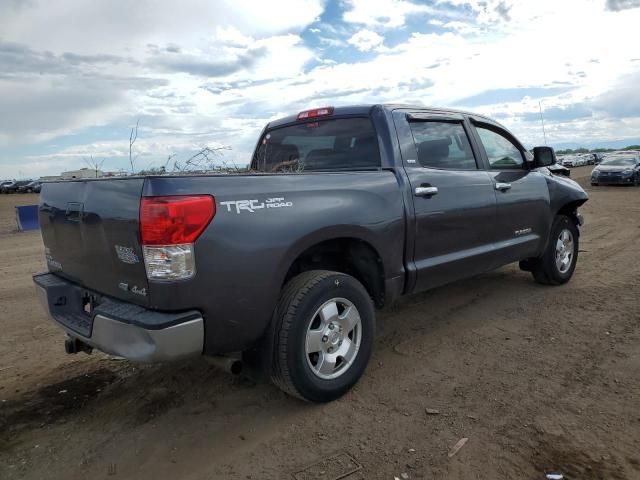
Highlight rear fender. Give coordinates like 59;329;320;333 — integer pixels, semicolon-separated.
276;225;387;287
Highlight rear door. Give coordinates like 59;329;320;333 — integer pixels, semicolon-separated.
468;119;551;264
393;110;498;292
39;178;149;305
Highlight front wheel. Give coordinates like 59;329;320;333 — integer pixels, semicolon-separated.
268;271;375;402
529;215;579;285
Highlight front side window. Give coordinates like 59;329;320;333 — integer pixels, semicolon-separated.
408;121;477;170
476;126;524;169
252;118;380;173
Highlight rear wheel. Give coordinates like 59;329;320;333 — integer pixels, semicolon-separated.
529;215;579;285
268;270;375;402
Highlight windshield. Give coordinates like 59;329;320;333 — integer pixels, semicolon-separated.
600;158;636;166
252;117;380;173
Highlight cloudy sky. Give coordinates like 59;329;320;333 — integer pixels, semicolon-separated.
1;0;640;178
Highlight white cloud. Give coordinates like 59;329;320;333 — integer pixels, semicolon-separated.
0;0;326;54
2;0;640;178
436;0;512;24
440;21;481;35
347;30;385;52
342;0;439;27
0;0;317;148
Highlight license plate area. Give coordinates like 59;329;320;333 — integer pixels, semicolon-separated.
35;274;100;338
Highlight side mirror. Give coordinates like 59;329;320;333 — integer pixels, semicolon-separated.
533;146;556;167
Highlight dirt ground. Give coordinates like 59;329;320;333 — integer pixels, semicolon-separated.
0;167;639;480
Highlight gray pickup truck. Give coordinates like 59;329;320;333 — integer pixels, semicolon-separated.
34;104;588;402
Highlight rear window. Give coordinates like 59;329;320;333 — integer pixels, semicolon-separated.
252;118;380;173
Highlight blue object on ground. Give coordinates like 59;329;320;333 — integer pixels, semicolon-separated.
15;205;39;231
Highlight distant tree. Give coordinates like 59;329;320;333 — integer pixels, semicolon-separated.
83;155;105;178
556;145;638;154
137;166;166;176
129;119;139;173
172;146;235;172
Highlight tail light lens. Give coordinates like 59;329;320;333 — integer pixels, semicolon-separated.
140;196;215;280
140;195;215;246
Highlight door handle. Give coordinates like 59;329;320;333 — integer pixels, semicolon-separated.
495;182;512;192
415;186;438;197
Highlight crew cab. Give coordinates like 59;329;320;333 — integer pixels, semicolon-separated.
33;105;588;402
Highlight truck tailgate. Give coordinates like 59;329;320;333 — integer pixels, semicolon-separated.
39;178;149;306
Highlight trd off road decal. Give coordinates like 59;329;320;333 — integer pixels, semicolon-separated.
220;197;293;214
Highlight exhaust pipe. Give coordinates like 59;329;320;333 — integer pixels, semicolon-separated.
207;355;243;375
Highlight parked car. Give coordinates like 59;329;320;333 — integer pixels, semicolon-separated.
17;181;42;193
591;155;640;186
33;104;588;402
1;180;32;194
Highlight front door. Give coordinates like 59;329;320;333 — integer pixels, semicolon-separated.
394;111;498;292
469;121;552;265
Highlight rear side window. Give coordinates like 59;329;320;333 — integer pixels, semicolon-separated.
408;121;477;170
252;118;380;173
475;126;524;169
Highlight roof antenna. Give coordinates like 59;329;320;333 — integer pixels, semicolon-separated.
538;101;547;145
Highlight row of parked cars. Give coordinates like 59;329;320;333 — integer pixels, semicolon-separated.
557;153;603;167
0;180;42;194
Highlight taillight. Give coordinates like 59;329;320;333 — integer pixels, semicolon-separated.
141;195;215;245
297;106;334;120
140;195;215;280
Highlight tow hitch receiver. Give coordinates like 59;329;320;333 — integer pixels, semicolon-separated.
64;336;93;355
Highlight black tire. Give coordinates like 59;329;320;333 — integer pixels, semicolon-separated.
530;215;579;285
268;270;375;402
591;182;598;186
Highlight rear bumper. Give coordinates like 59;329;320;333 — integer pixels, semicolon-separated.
33;273;204;362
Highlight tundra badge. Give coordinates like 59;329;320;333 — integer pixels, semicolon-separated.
514;227;533;236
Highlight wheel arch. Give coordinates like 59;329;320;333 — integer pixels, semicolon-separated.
556;199;587;233
279;228;387;308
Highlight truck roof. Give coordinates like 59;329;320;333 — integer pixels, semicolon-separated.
266;104;503;130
